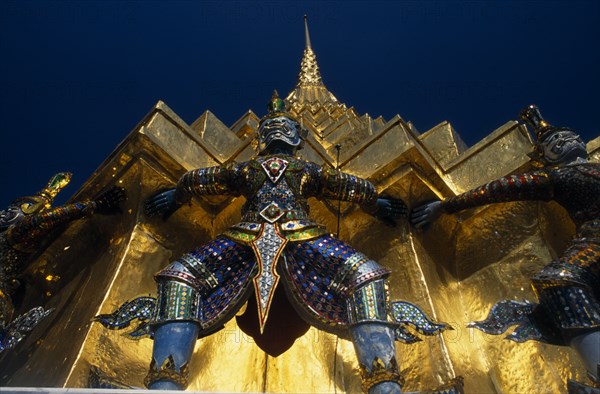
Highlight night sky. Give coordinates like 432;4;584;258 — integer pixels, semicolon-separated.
1;1;598;208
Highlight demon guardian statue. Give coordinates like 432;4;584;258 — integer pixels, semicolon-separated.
411;105;600;390
0;172;125;353
97;93;448;393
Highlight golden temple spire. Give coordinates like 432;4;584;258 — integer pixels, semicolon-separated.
286;16;342;117
296;15;324;87
304;15;312;50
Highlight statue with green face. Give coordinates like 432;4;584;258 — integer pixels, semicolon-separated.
96;93;449;393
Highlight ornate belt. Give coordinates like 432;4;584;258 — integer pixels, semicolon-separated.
242;204;309;223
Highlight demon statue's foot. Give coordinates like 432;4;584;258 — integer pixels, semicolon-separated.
350;323;403;393
370;381;402;394
94;296;156;339
468;299;564;344
88;365;135;389
390;301;450;344
567;379;600;394
145;321;199;390
468;300;535;336
148;378;182;391
571;331;600;385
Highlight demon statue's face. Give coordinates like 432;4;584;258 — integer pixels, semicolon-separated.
539;129;587;165
257;115;304;154
0;172;72;232
0;205;23;232
0;197;48;232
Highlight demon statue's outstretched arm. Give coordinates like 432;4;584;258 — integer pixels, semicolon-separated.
411;171;554;229
6;186;125;252
319;165;407;224
443;171;554;213
175;164;242;202
319;166;377;205
145;164;242;218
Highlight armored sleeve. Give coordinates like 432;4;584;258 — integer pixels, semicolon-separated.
175;163;242;204
319;166;378;208
7;201;96;250
443;170;554;214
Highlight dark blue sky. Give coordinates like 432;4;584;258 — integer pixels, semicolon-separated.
1;1;599;208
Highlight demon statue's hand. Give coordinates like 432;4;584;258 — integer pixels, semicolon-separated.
410;200;443;229
145;189;180;219
371;198;408;227
94;186;126;215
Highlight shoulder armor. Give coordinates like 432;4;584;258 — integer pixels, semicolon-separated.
575;163;600;178
324;166;337;177
249;159;263;170
285;159;305;172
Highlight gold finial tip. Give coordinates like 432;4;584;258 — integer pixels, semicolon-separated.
304;15;312;49
272;90;279;98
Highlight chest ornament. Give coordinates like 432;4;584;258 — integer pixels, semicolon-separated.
260;202;285;223
261;157;289;183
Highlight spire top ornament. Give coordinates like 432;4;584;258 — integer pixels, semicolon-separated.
304;15;312;50
297;16;323;87
285;16;343;125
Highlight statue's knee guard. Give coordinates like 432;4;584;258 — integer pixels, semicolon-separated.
347;279;402;393
154;261;204;325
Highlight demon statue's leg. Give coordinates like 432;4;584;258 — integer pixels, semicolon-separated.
146;261;203;390
533;249;600;387
147;322;200;390
347;279;402;394
570;330;600;385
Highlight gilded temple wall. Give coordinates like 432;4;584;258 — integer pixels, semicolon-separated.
1;94;597;393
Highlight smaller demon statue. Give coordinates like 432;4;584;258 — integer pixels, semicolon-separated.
0;172;125;353
411;105;599;388
97;92;448;393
